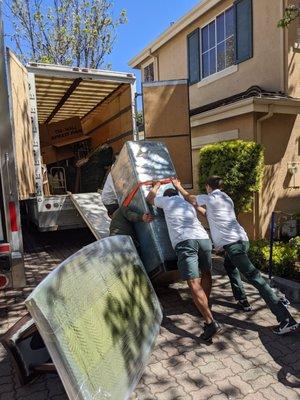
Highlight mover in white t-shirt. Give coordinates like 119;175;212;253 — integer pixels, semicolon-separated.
102;172;119;217
173;176;298;336
146;182;221;342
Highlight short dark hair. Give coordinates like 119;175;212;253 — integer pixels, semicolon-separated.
206;176;223;190
163;188;178;197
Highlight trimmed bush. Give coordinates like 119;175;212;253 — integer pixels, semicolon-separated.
289;236;300;259
248;240;298;279
198;140;264;213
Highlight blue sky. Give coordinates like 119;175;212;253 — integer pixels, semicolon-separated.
3;0;200;99
111;1;200;86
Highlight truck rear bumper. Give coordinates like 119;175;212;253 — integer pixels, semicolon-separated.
26;196;86;231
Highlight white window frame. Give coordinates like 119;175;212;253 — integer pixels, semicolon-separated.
200;6;235;80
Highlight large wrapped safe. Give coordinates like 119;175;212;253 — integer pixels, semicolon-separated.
25;236;162;400
111;141;178;277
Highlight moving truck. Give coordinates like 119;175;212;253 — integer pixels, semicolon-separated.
0;11;137;288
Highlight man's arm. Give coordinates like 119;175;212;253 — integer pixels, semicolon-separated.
172;179;197;206
196;205;207;217
146;182;161;205
121;206;153;223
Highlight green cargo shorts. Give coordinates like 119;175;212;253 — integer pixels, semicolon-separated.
175;239;212;281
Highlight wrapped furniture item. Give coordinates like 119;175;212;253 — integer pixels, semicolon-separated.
111;141;178;277
25;236;162;400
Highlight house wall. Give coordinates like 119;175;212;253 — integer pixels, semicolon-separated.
190;112;300;239
258;113;300;237
135;0;300;240
286;0;300;97
141;0;284;110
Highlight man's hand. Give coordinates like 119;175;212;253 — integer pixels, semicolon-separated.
142;213;153;223
172;178;181;189
152;181;161;191
146;182;161;205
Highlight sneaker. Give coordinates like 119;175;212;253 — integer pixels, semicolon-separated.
273;317;299;335
237;299;252;312
200;321;222;342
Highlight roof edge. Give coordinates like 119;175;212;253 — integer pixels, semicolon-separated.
128;0;222;69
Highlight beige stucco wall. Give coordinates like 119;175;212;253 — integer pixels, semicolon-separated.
141;0;284;110
190;112;300;239
286;0;300;97
258;113;300;237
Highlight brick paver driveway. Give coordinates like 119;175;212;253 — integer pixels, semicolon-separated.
0;229;299;400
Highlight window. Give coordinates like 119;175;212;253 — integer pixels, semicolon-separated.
187;29;200;85
201;6;235;79
144;63;154;82
187;0;253;85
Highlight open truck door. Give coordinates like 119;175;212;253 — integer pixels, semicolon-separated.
142;79;192;188
0;9;26;288
7;50;35;200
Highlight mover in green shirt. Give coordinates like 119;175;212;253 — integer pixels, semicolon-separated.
109;206;153;246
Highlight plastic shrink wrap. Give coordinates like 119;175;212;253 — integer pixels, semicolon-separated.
25;236;162;400
111;141;178;277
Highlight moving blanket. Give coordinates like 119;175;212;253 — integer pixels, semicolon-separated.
111;141;177;277
25;236;162;400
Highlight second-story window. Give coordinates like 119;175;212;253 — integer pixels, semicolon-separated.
187;0;253;85
201;6;235;79
144;63;154;82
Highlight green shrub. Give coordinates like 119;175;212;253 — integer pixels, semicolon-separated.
289;236;300;259
198;140;264;213
248;240;298;278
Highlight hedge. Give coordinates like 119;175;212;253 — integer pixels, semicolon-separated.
248;239;299;279
198;140;264;213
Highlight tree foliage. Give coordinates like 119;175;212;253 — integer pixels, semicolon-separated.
4;0;127;68
198;140;264;214
278;4;300;28
136;110;143;127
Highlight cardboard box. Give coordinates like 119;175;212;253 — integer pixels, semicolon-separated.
46;117;86;147
41;145;74;165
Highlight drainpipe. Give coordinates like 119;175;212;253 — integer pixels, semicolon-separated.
254;105;274;239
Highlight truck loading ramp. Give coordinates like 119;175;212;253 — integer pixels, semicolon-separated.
69;192;111;240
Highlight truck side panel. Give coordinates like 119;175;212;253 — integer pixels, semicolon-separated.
7;50;35;200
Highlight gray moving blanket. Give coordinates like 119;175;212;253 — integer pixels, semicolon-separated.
111;141;178;277
25;236;162;400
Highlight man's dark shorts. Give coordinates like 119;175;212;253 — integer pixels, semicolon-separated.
175;239;212;281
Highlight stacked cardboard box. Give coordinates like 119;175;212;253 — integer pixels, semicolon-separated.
40;117;89;165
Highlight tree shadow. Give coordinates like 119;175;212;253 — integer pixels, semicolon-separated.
155;273;300;392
